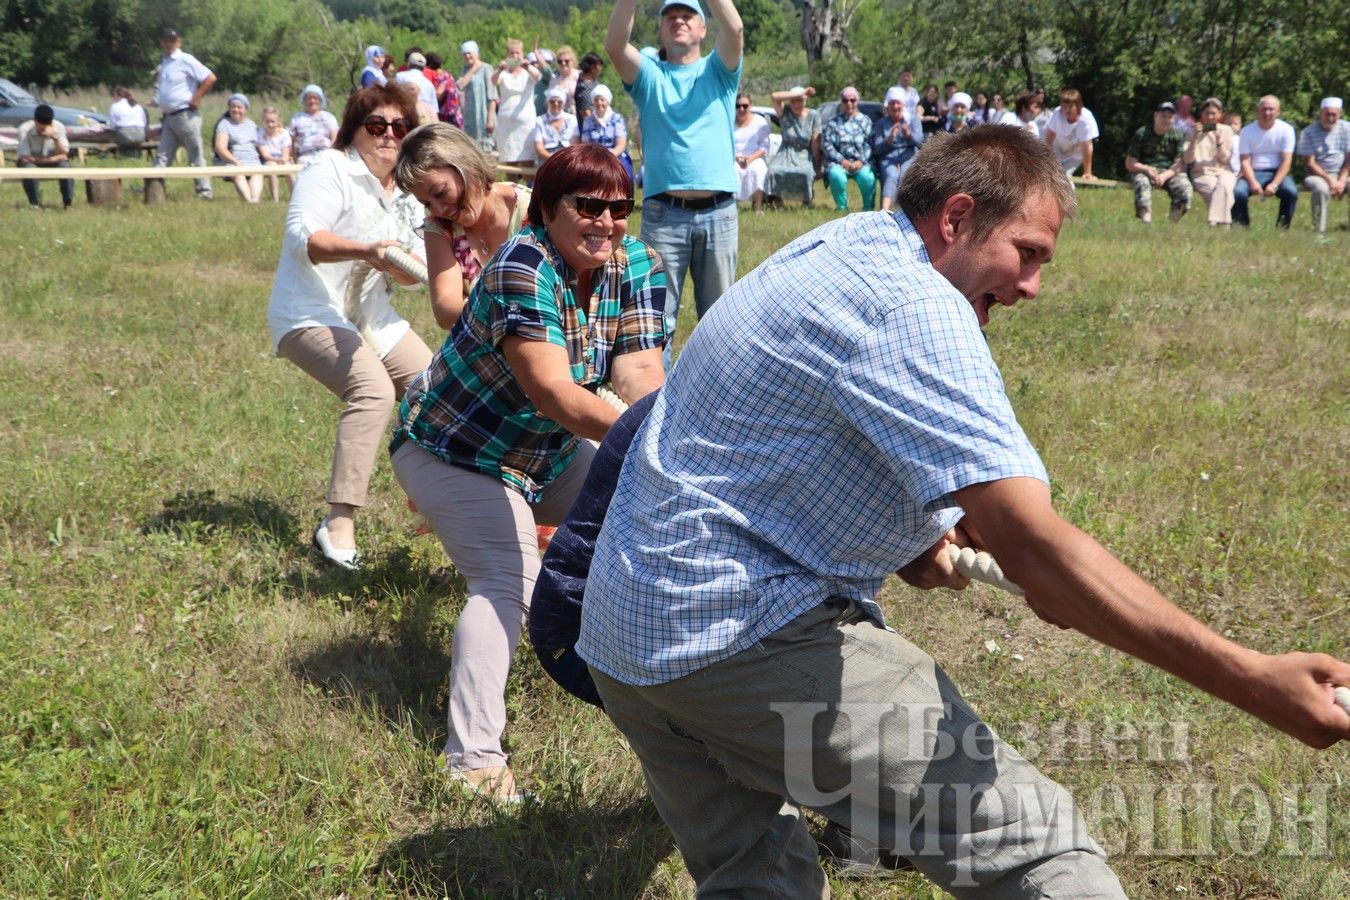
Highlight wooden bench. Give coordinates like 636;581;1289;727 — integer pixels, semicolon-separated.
0;163;304;204
2;161;534;204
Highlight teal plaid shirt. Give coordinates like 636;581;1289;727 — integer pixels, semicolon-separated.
391;223;667;499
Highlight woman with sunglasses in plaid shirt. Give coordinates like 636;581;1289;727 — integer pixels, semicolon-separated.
268;83;430;572
390;144;667;802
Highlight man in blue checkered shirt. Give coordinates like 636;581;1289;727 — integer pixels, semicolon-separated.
576;127;1350;895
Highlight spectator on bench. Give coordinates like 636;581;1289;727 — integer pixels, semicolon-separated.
1124;100;1191;224
1296;97;1349;234
16;104;74;209
1234;95;1297;229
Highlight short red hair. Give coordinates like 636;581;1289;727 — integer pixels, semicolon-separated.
528;144;632;223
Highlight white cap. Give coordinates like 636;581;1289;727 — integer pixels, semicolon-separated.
593;84;613;104
786;85;807;99
460;40;479;56
950;91;972;110
546;87;567;102
884;86;905;106
1321;97;1343;111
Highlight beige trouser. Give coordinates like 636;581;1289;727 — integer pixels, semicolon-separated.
278;325;432;508
1190;168;1236;225
391;440;596;770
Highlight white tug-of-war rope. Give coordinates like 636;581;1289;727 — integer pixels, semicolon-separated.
946;547;1350;715
946;545;1025;597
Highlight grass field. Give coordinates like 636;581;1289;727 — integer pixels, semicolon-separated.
1;178;1347;899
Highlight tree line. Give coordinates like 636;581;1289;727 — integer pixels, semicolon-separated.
3;0;1344;173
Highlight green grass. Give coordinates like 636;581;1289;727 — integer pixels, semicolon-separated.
1;182;1347;898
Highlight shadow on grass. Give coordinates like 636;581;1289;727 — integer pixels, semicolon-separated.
142;488;296;543
288;565;455;744
374;793;676;897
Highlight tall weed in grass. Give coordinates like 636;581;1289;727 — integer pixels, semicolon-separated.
0;183;1346;898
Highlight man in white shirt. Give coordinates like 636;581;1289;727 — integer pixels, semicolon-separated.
16;105;74;209
1044;88;1098;178
1233;95;1297;228
152;27;217;200
395;52;438;122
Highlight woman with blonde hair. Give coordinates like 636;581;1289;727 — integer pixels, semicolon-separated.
1182;97;1237;227
491;38;543;168
395;122;533;329
548;45;579;114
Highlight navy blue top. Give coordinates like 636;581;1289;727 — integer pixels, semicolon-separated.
529;391;658;707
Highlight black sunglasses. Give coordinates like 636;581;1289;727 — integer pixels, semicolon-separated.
363;115;412;139
735;103;750;109
565;194;634;219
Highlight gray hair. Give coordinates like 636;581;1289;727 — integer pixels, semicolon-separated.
898;127;1076;241
394;122;497;197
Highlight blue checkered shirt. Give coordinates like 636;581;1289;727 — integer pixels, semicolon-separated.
577;210;1049;685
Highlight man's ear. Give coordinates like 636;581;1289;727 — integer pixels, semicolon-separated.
938;193;976;245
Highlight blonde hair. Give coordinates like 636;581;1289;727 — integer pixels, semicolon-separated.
261;105;282;129
394;121;498;197
555;44;576;64
506;38;523;53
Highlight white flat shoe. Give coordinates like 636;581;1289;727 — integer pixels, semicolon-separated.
312;519;359;570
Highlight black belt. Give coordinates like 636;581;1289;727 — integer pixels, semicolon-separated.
649;191;732;211
164;107;194;117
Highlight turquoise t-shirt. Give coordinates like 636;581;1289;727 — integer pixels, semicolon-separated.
625;50;741;196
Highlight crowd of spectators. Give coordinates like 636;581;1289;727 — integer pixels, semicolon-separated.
13;21;1347;236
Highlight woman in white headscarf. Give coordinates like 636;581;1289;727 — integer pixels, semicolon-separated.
578;84;632;182
531;88;579;163
359;45;387;88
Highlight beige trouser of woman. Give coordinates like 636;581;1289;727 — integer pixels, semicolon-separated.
278;325;432;508
391;439;596;771
1190;167;1236;225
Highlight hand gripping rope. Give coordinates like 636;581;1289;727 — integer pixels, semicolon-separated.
344;246;431;349
945;547;1350;716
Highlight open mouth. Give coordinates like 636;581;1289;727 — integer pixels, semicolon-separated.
581;233;612;252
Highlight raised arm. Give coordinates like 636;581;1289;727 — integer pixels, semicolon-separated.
606;0;643;85
954;476;1350;748
706;0;744;70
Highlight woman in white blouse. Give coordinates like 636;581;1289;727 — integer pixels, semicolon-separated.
731;92;771;211
491;38;543;168
266;82;431;570
108;86;148;158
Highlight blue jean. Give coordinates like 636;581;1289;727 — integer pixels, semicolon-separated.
640;195;739;368
1232;169;1297;227
878;150;918;207
19;160;74;207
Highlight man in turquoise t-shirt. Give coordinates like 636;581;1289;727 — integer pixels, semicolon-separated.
607;0;743;367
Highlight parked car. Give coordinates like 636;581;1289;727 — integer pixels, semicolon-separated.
749;105;782;158
0;78;108;128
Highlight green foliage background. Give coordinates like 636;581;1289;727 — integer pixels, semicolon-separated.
3;0;1347;171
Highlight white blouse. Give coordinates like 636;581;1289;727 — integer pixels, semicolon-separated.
267;148;425;357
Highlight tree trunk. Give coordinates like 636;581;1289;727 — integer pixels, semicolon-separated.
801;0;835;68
